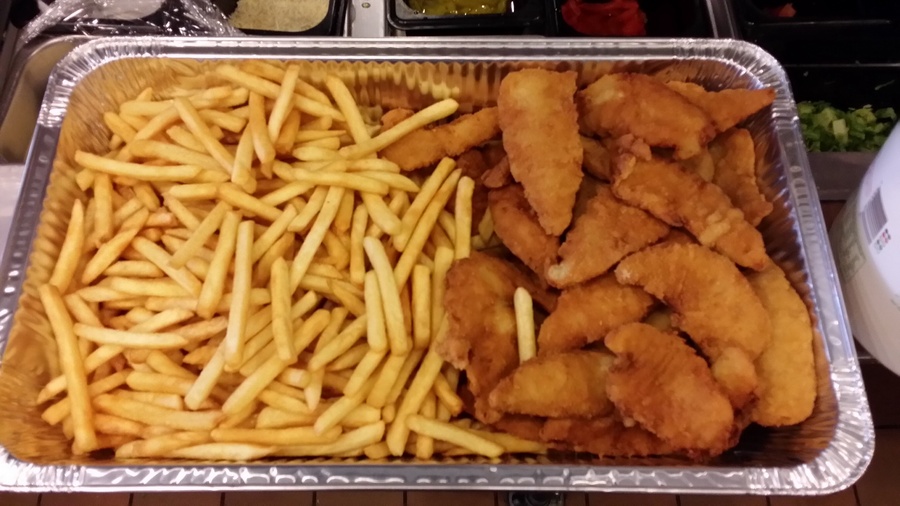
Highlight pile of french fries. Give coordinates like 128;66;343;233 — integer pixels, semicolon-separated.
35;60;546;461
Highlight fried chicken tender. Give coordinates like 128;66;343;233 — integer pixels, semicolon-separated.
488;185;560;279
710;347;759;410
538;274;655;355
547;186;669;288
612;153;769;271
683;147;715;182
709;128;773;227
499;69;583;235
605;323;735;456
481;156;512;189
381;108;414;130
488;350;616;418
380;107;500;171
615;243;771;362
541;416;674;457
438;252;556;423
577;73;715;160
747;264;817;427
666;81;776;133
492;415;546;442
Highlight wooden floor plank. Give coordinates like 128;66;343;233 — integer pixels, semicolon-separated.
40;493;130;506
224;491;314;506
0;492;40;506
855;429;900;506
587;493;677;505
132;492;222;506
769;488;858;506
680;495;767;506
408;491;495;506
316;491;404;506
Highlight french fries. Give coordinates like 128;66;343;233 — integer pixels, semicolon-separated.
31;61;530;464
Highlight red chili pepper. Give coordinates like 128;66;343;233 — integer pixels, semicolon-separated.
561;0;647;37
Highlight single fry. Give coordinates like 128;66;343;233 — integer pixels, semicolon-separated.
74;324;188;349
268;64;300;141
249;91;276;164
454;176;475;259
514;287;536;363
339;99;459;159
223;220;255;370
197;210;240;319
407;414;503;458
363;238;409;356
394;158;456;251
270;257;295;361
325;75;370;144
48;200;85;293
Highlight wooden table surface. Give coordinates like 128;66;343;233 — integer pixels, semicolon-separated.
2;201;884;506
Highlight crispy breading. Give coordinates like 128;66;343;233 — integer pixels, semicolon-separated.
747;264;817;427
492;415;546;442
499;69;583;235
683;147;715;182
577;73;715;160
380;107;500;171
605;323;735;456
666;81;776;133
381;108;414;130
540;416;674;457
615;242;771;362
481;156;513;189
547;186;669;288
438;252;557;423
709;128;773;227
580;136;612;182
612;153;769;271
488;350;616;418
488;185;560;279
538;274;655;355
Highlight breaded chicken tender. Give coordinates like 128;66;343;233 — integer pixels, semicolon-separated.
605;323;735;456
538;274;655;355
709;128;773;227
541;416;674;457
380;107;500;171
666;81;776;133
580;136;612;182
710;347;759;410
489;350;615;418
612;153;769;271
747;264;817;427
438;252;556;423
499;69;583;235
578;73;716;160
615;243;771;362
547;186;669;288
488;185;560;280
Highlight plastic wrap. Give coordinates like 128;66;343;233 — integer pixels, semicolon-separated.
17;0;239;50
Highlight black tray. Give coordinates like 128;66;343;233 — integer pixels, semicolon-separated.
213;0;347;36
387;0;544;35
734;0;900;64
547;0;710;37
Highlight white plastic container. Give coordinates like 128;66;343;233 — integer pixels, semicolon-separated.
831;125;900;375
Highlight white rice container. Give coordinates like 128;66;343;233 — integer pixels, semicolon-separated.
831;125;900;375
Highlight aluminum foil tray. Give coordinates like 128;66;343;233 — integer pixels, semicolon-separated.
0;37;874;494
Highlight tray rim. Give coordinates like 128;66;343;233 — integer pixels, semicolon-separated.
0;36;875;494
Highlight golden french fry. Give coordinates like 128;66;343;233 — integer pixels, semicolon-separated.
415;393;437;460
394;169;461;288
163;195;202;230
232;124;255;189
215;65;344;121
394;158;456;251
92;172;113;247
348;158;400;173
74;324;188;349
385;346;445;456
218;183;281;222
170;201;230;268
290;186;345;291
363;238;409;356
95;393;222;431
361;193;402;236
339;99;458;159
75;152;201;182
385;349;425;406
366;354;406;409
407;414;503;458
268;64;300;141
49;200;85;292
275;109;301;155
130;139;221;173
325;75;370;145
170;443;275;461
131;236;203;297
115;390;184;411
363;270;389;353
41;370;128;426
411;264;432;349
290;168;390;195
173;97;234;174
270;257;295;361
211;425;340;446
357;172;420;193
454;176;475;259
349;205;368;286
116;431;211;458
344;349;386;398
167;183;218;200
223;220;255;370
249;91;276;164
197;210;240;319
514;287;536;363
106;277;189;297
31;284;97;451
274;422;385;457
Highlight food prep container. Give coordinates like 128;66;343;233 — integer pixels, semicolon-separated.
212;0;348;36
733;0;900;64
0;36;874;494
547;0;711;38
386;0;544;35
